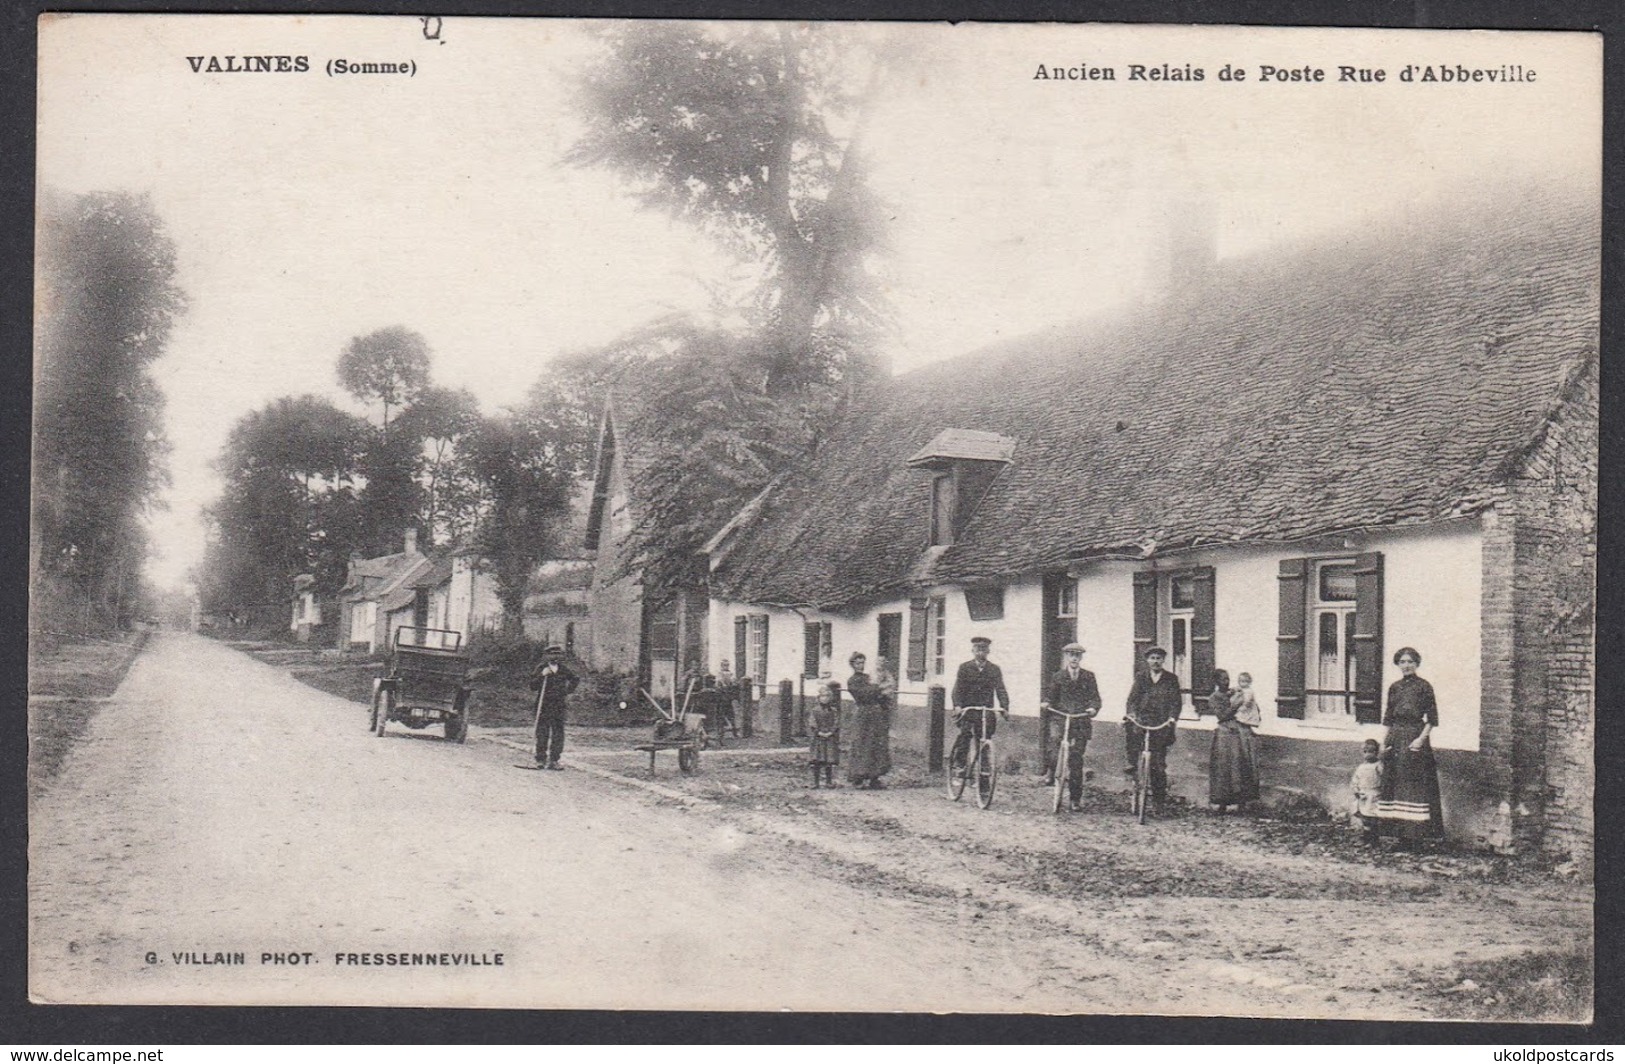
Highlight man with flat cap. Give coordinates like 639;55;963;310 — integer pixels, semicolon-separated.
528;644;579;770
950;635;1010;769
1124;645;1182;807
1041;642;1102;811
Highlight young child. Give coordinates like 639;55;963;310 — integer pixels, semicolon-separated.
1232;672;1262;728
1352;738;1384;843
808;681;840;788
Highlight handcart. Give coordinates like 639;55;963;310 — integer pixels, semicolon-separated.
632;683;706;776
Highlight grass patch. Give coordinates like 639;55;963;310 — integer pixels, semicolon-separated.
28;629;149;793
1426;948;1592;1023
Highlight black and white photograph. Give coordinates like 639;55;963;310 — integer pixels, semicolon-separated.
28;15;1599;1020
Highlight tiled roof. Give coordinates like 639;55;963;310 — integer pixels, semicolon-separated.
341;550;425;597
710;188;1599;611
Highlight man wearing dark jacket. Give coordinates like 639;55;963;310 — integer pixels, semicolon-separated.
950;636;1010;768
1042;642;1102;810
1124;645;1182;805
529;645;580;769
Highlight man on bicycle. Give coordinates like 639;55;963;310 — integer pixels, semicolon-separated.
950;635;1009;768
1041;642;1101;811
1124;645;1181;808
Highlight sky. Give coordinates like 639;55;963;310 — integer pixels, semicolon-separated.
35;16;1601;588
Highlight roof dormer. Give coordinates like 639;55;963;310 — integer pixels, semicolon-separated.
907;429;1016;547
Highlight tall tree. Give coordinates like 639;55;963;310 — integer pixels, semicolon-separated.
394;384;484;547
570;23;893;395
337;325;432;434
466;412;576;632
33;190;185;633
202;395;367;622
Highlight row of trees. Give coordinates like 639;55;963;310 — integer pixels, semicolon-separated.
196;330;600;629
32;190;185;635
197;23;897;631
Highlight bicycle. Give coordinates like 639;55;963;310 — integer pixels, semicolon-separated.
1126;713;1179;824
947;705;1005;809
1044;706;1096;814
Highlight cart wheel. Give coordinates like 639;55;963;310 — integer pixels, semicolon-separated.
678;745;698;774
374;688;392;737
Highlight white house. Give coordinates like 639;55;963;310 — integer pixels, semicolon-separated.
705;190;1597;861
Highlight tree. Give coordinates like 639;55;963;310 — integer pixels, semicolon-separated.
394;385;484;547
336;325;432;433
32;190;185;633
570;23;894;395
466;412;576;632
202;395;367;622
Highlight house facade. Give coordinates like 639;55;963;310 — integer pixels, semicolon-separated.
335;529;430;653
289;573;323;643
584;399;707;700
706;192;1597;862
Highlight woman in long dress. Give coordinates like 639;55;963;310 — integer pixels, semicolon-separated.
845;652;892;790
1208;669;1259;812
1376;646;1445;843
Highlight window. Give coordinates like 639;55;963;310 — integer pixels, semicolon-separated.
748;613;769;688
1057;581;1078;618
1133;568;1215;715
1277;554;1383;725
804;620;832;679
929;595;948;677
930;473;956;546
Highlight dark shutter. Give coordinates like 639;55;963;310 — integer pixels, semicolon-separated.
1040;573;1077;697
906;596;929;682
1352;552;1384;724
734;617;748;679
1276;559;1308;720
804;622;821;679
1132;571;1158;674
1190;566;1217;711
964;586;1005;621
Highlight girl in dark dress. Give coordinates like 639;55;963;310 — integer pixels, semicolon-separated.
1208;669;1259;812
1375;646;1445;842
845;653;892;790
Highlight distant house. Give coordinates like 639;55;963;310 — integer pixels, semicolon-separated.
336;529;430;653
524;481;596;655
289;573;322;643
584;392;708;700
706;192;1597;861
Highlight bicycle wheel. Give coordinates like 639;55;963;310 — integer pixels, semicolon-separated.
1135;748;1152;824
948;738;969;801
977;740;998;808
1051;737;1068;814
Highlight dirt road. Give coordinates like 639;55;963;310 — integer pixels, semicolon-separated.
30;633;1589;1017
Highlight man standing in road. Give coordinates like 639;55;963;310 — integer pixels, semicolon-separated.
950;635;1010;768
528;644;579;770
1041;642;1102;811
1124;645;1182;808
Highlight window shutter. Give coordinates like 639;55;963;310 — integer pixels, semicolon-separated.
1276;559;1308;719
1132;571;1158;674
1190;566;1217;711
734;617;748;680
1352;552;1384;725
906;596;929;682
803;622;821;679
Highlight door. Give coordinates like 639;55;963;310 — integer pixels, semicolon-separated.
1166;573;1196;711
1308;560;1358;722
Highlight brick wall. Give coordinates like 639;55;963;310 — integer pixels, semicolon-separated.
1480;355;1596;863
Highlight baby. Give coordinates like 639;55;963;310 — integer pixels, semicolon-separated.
1351;738;1383;843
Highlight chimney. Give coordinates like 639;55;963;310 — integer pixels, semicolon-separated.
404;528;418;555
